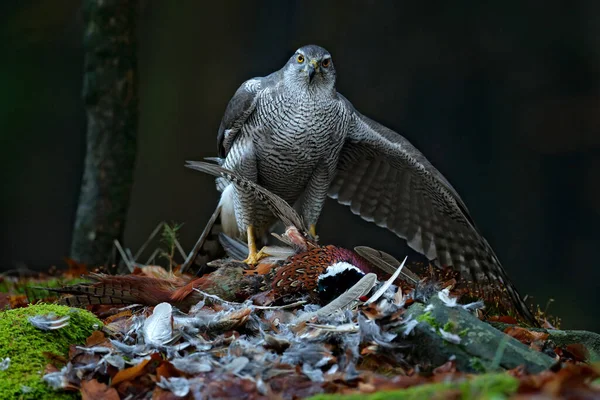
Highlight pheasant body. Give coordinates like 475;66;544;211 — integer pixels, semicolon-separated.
272;245;376;303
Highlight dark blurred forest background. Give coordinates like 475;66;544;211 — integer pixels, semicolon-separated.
1;0;599;330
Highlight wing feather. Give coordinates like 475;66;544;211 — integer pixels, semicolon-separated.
216;71;281;157
331;97;536;324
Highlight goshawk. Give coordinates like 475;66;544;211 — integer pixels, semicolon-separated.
205;44;535;324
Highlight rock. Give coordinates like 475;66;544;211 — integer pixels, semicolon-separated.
402;296;555;373
547;329;600;362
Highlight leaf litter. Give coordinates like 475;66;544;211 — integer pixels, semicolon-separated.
2;234;598;398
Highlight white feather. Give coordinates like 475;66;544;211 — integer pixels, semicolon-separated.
219;184;239;237
143;302;172;347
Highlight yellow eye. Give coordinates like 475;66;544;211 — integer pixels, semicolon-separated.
297;54;305;63
322;58;331;68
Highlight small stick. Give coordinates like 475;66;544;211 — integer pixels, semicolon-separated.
146;248;160;265
180;206;221;274
134;221;165;261
173;236;187;261
192;288;240;306
125;248;136;268
113;239;134;272
252;300;307;310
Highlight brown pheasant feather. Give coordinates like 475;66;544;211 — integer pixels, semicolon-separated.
272;245;376;299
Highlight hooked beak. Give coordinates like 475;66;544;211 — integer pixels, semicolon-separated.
307;60;319;82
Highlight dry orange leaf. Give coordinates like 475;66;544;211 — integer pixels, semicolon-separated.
104;309;133;324
86;330;106;347
565;343;590;362
488;315;518;324
156;360;180;380
504;326;548;344
111;358;151;386
81;379;119;400
64;257;88;278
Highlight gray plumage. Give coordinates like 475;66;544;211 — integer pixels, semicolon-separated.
203;44;535;324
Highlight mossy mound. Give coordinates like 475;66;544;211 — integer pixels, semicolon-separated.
0;304;102;400
309;373;519;400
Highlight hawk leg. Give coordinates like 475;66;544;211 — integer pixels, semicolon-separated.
241;225;269;265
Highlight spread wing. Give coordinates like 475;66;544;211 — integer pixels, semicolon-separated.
217;72;280;158
331;97;536;324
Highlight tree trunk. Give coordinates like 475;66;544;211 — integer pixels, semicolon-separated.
71;0;138;266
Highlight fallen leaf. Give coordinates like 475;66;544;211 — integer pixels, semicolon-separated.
564;343;590;362
81;379;119;400
104;309;133;324
488;315;518;324
156;361;180;380
64;257;88;278
42;352;68;366
112;358;151;386
504;326;548;345
86;330;106;347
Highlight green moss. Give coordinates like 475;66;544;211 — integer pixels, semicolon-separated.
469;357;488;373
416;311;439;329
308;373;519;400
459;328;469;337
443;321;455;332
0;303;102;399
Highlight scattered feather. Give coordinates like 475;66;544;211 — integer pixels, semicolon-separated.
43;364;71;389
157;376;191;397
297;273;377;322
354;246;419;283
28;313;70;330
223;356;250;375
171;354;213;374
302;363;324;382
143;302;173;347
462;300;485;311
0;357;9;371
401;315;419;336
365;256;408;305
439;328;462;344
103;354;125;370
358;314;397;347
438;288;458;307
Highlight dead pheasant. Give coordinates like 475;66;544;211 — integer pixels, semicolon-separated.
51;266;263;311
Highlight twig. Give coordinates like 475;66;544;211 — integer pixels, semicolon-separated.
173;236;187;261
192;288;240;306
134;221;165;261
252;300;307;310
305;323;359;332
146;248;160;265
125;248;136;267
113;239;134;272
180;206;221;274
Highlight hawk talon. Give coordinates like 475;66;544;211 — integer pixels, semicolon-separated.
241;247;270;266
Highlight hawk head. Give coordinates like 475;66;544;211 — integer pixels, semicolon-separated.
284;44;336;91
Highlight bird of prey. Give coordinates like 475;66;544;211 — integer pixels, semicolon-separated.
198;44;536;324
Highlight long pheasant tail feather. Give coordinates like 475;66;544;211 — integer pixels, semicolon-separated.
354;246;420;283
48;274;179;308
185;160;310;234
